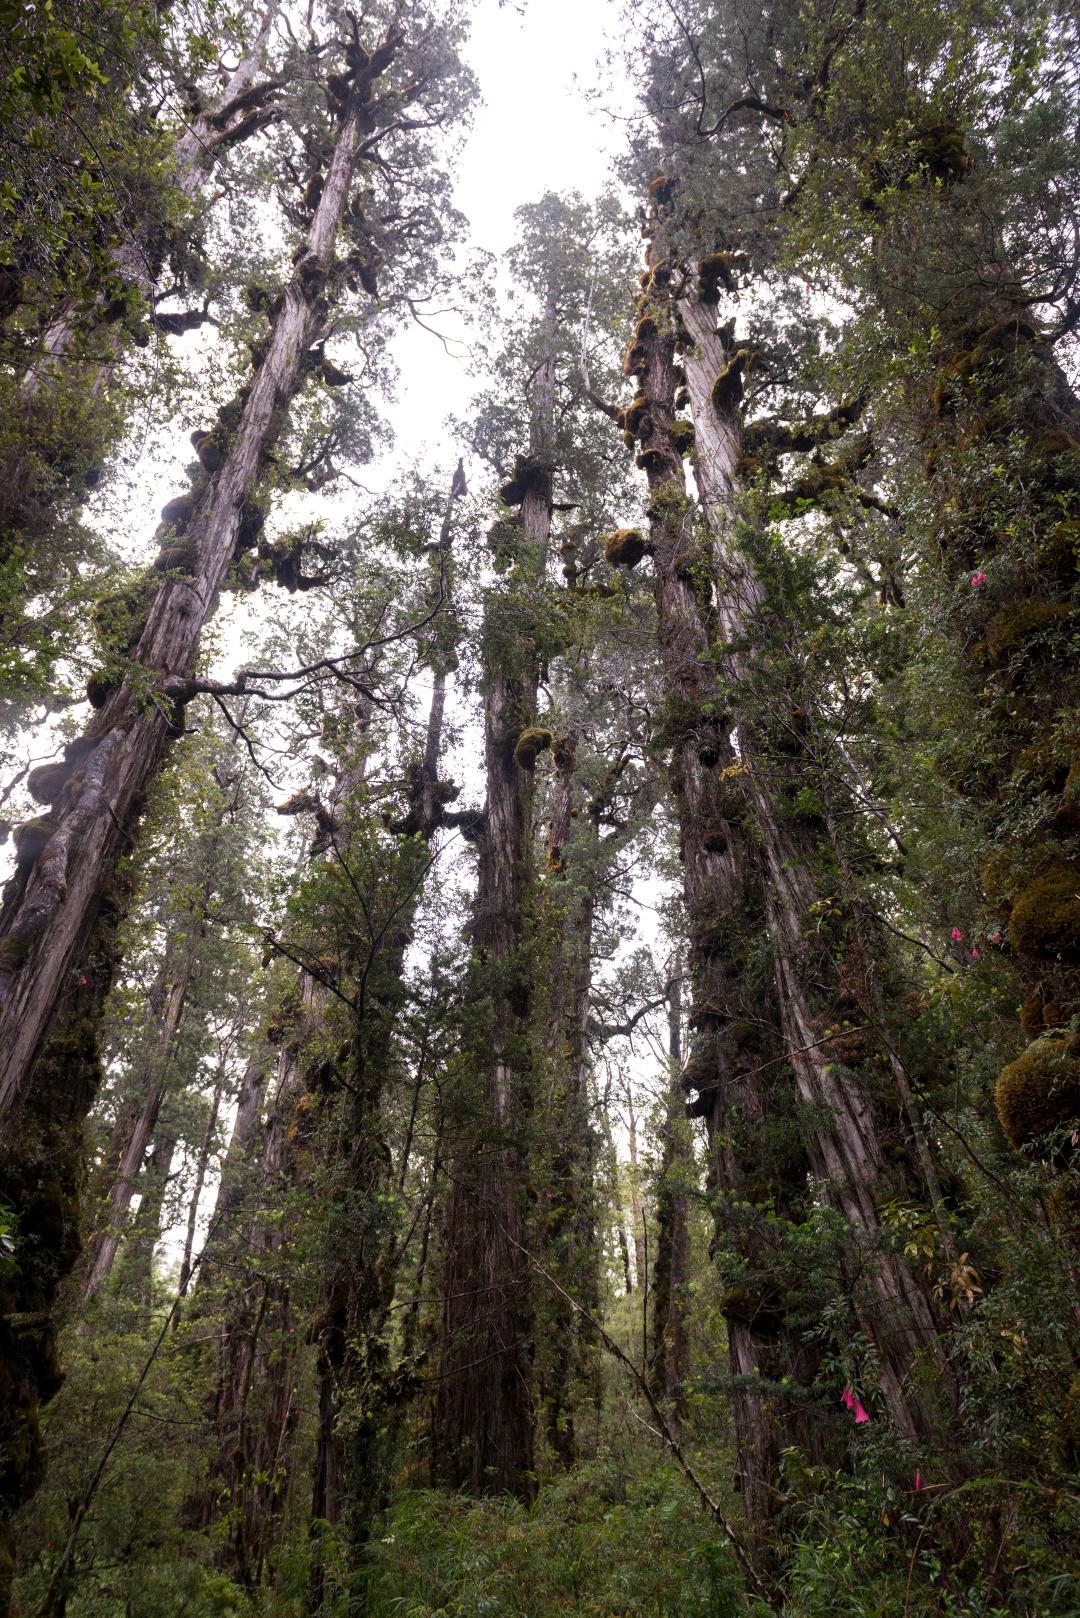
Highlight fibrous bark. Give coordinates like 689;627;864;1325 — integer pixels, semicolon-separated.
0;29;402;1592
433;294;558;1497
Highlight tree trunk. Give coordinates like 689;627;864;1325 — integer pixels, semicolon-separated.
189;989;311;1583
623;212;822;1526
650;972;691;1429
308;485;463;1610
0;32;403;1592
118;1114;180;1306
537;734;599;1466
81;962;192;1301
177;1057;227;1296
433;293;558;1498
676;274;950;1436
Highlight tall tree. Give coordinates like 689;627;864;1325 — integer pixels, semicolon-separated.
433;282;557;1497
0;4;474;1586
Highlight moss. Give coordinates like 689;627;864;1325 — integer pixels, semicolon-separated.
710;350;753;414
1033;427;1080;459
702;825;728;854
604;528;648;568
697;251;735;303
13;816;57;865
986;601;1073;666
688;998;728;1030
917;123;972;182
623;394;649;437
153;538;198;574
648;174;676;204
1020;993;1046;1041
623;340;647;378
552;737;575;771
86;671;117;709
161;493;198;532
995;1037;1080;1153
635;446;668;476
1009;863;1080;959
513;726;553;770
671;418;695;456
26;762;69;804
681;1039;718;1093
1017;736;1071;792
719;1287;783;1331
0;934;31;970
499;454;550;507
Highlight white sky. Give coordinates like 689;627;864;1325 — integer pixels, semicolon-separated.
390;0;628;460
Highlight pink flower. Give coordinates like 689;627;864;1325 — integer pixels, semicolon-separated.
951;928;964;942
971;571;987;588
971;946;979;959
841;1386;855;1411
915;1470;924;1492
854;1400;870;1424
991;931;1001;944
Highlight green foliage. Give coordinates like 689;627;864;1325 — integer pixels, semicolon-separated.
363;1460;748;1618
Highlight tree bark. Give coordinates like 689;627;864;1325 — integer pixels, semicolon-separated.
433;292;558;1498
0;32;403;1595
624;213;821;1526
537;734;599;1466
649;972;691;1430
81;960;192;1301
675;272;950;1437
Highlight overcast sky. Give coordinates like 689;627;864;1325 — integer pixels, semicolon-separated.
389;0;630;464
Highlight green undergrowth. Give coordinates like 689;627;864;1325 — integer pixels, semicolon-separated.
362;1458;749;1618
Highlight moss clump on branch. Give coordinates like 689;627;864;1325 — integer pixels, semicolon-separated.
86;671;119;710
718;1287;783;1331
603;528;649;568
648;174;676;206
623;340;647;379
671;419;695;456
1009;864;1080;959
623;394;649;437
917;123;973;182
498;454;551;507
157;493;195;531
512;727;553;770
995;1037;1080;1153
26;763;70;805
635;446;669;476
986;602;1073;666
13;816;58;865
710;350;754;414
697;251;736;304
